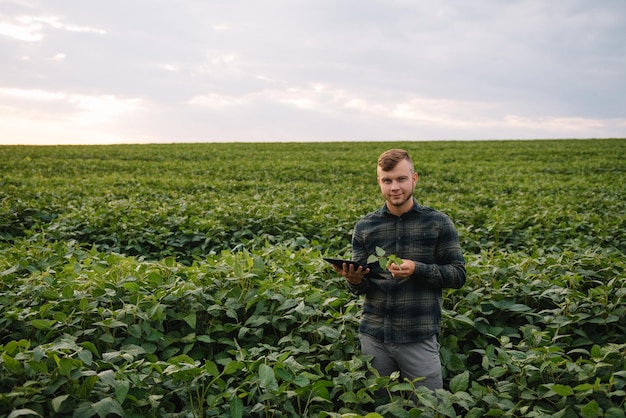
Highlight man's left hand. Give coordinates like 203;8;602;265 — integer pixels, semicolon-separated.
388;259;415;279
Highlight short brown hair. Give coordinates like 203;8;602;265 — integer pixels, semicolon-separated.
377;149;414;172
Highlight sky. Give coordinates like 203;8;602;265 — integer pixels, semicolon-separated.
1;0;625;145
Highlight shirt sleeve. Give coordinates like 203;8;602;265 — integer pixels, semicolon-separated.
346;221;371;295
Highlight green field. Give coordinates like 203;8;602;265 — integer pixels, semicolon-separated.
1;139;625;417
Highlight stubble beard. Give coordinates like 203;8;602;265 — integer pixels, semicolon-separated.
388;193;412;208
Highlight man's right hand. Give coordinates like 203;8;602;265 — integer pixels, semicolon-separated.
333;263;370;285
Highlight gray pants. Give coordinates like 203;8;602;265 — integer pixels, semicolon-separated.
359;333;443;391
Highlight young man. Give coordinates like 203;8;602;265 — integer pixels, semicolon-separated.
332;149;466;392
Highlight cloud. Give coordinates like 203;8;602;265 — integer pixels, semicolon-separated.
0;14;106;42
184;81;624;141
188;93;245;108
0;87;144;143
504;115;612;134
0;16;42;41
0;87;141;120
158;64;180;73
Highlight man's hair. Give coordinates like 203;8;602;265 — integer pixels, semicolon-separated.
377;149;414;172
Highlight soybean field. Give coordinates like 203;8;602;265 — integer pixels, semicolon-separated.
1;139;625;417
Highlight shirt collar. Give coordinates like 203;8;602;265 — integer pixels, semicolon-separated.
379;197;422;216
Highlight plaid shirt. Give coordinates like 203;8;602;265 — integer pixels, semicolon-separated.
347;198;466;343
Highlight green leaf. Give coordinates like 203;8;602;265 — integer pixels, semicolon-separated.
53;311;67;322
58;357;74;377
605;407;626;418
451;313;475;327
551;384;574;397
77;375;98;399
79;341;100;357
506;303;532;312
30;319;54;330
73;400;97;418
7;409;43;418
115;380;130;404
0;264;19;277
573;383;593;392
465;408;486;418
485;409;506;416
378;256;388;269
293;374;310;387
590;345;602;358
121;282;140;292
387;254;403;268
93;319;127;328
579;400;600;418
205;359;220;376
389;382;414;392
259;364;278;392
488;366;507;379
449;370;470;392
197;335;213;343
51;394;72;413
312;379;332;400
338;391;359;403
223;360;244;375
27;360;48;373
2;340;19;355
62;284;74;298
1;352;22;374
230;396;244;418
168;354;195;364
183;312;196;328
78;349;93;366
91;397;124;418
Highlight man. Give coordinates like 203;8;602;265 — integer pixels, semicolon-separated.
332;149;466;392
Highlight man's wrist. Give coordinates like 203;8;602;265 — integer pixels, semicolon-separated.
346;277;363;285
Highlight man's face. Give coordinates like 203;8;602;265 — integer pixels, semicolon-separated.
377;159;418;211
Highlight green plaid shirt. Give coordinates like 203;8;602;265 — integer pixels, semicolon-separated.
348;199;466;343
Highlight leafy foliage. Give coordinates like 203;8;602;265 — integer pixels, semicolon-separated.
1;139;625;417
367;247;403;270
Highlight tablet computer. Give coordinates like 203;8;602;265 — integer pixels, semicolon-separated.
323;258;367;270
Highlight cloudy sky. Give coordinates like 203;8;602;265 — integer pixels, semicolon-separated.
1;0;625;144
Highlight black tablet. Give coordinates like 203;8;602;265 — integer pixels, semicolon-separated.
323;258;367;270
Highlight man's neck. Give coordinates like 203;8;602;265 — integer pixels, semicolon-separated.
386;198;414;216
